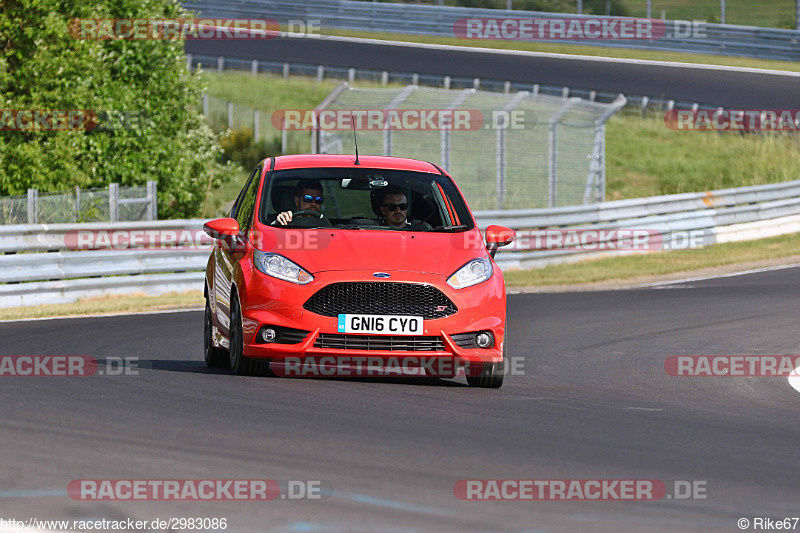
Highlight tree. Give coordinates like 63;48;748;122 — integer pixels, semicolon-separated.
0;0;239;218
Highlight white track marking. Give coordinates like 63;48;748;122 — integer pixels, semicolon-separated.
0;307;203;323
290;33;800;77
634;262;800;289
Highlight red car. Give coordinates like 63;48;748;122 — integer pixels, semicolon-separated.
203;154;515;388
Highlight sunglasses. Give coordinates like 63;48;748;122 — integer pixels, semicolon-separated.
302;195;324;204
382;203;408;211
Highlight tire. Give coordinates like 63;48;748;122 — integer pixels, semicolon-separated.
466;329;506;389
204;299;229;368
229;294;253;376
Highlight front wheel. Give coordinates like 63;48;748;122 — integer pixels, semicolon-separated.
229;295;253;376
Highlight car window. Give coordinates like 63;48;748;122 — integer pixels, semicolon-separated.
234;165;262;236
230;166;260;220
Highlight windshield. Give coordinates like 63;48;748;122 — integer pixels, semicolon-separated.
259;168;474;231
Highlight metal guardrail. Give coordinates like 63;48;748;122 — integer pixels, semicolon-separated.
182;0;800;61
2;179;800;308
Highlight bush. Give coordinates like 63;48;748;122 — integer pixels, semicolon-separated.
219;129;283;170
0;0;240;218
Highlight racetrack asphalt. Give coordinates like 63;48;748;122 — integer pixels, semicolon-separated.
184;36;800;108
1;265;798;532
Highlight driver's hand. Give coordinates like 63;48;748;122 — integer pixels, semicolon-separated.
276;211;293;225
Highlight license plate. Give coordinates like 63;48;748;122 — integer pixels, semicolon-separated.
337;314;424;335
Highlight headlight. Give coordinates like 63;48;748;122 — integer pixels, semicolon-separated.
447;258;492;289
253;250;313;285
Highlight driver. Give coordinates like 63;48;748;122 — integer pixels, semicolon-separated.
275;180;324;225
378;186;410;229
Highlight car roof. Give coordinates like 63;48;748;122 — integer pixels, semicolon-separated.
270;154;441;174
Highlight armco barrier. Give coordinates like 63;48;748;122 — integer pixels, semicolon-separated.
2;179;800;308
182;0;800;61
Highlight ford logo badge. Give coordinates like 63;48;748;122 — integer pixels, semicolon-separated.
373;272;391;278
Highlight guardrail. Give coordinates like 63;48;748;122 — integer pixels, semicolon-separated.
182;0;800;61
2;179;800;308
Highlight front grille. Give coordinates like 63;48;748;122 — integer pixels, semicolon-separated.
303;282;457;319
314;333;446;352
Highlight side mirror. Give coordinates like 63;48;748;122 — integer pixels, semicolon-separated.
485;225;515;258
203;218;240;239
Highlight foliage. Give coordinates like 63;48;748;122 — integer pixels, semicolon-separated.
0;0;239;218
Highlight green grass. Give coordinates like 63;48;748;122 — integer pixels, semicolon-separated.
0;292;204;321
605;112;800;200
321;28;800;72
622;0;797;28
503;233;800;286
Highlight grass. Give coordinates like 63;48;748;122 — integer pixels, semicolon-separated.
622;0;797;28
605;111;800;200
503;233;800;286
320;27;800;72
0;292;204;321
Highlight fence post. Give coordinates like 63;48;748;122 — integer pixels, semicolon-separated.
473;78;480;89
496;120;506;209
217;56;224;73
27;188;37;224
283;62;290;80
316;65;324;82
202;93;208;117
254;109;260;141
146;181;157;221
348;68;355;83
109;183;119;223
228;102;233;129
548;97;581;208
412;73;419;85
444;76;451;90
75;186;80;222
282;118;288;155
186;54;192;71
381;71;388;86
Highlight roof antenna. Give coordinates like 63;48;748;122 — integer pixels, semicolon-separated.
351;117;360;165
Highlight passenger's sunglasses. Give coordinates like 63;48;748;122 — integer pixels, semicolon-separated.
302;195;324;204
382;203;408;211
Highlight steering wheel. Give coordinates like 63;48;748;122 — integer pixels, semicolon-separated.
292;209;327;220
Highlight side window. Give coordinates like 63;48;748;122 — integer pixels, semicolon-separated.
235;166;262;236
230;166;259;220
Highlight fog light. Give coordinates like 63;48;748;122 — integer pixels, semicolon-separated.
261;328;277;342
475;332;494;349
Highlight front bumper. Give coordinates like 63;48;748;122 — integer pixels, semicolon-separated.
237;269;506;371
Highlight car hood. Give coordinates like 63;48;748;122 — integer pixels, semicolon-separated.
255;227;486;276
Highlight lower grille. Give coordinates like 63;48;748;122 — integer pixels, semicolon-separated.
314;333;446;352
451;332;478;349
